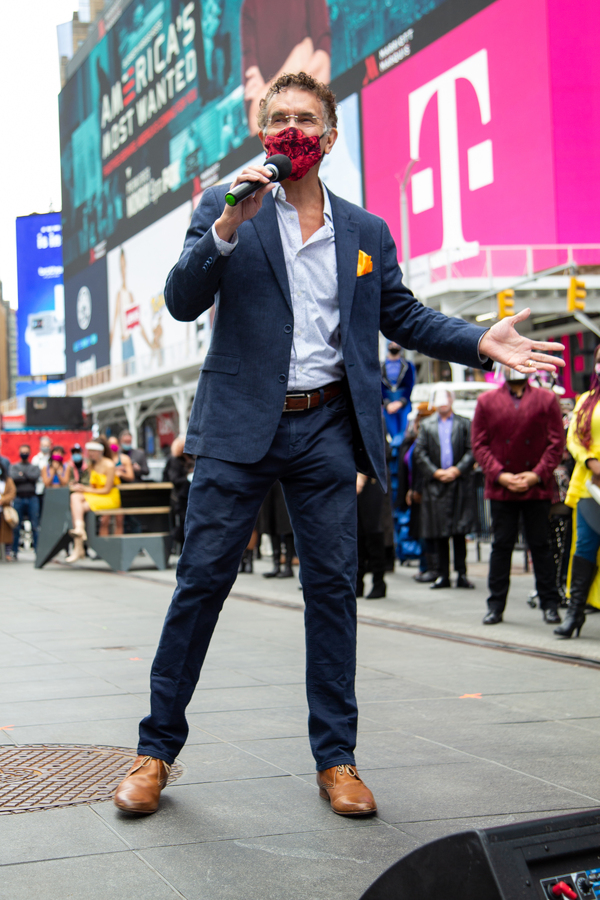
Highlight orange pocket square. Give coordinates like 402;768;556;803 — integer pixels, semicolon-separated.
357;250;373;277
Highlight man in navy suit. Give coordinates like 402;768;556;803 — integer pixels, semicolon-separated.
115;72;562;816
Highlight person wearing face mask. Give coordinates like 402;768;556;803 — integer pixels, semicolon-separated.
32;436;52;511
559;346;600;638
41;447;75;489
381;343;415;441
413;389;476;590
118;430;149;482
471;366;565;625
70;444;89;484
9;445;41;560
113;71;564;819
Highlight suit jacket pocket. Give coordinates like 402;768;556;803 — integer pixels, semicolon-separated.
202;353;240;375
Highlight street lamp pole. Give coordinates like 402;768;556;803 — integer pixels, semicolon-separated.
400;159;417;289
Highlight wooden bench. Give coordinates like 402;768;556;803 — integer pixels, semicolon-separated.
36;482;174;572
86;482;173;571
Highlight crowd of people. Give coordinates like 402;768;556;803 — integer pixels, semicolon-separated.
3;346;600;644
385;347;599;641
0;430;150;562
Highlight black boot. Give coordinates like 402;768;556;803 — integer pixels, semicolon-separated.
554;556;595;638
277;534;294;578
366;574;386;599
263;534;281;578
239;549;254;574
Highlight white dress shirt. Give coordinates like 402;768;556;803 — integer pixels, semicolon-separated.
212;182;344;391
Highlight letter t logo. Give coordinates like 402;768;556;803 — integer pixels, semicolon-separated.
408;49;493;266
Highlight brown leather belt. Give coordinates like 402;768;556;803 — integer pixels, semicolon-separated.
282;382;343;412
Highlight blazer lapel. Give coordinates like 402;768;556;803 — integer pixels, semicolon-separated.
329;191;359;347
251;192;292;312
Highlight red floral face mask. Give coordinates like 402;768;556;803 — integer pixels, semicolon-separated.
264;127;323;181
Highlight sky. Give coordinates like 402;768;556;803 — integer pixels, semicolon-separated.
0;1;80;309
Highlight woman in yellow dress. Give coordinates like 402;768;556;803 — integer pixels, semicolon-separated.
66;437;121;563
559;343;600;638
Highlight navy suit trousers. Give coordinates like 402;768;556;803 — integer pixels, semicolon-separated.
138;392;359;770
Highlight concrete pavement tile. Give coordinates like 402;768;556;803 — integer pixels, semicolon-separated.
94;775;380;848
0;806;126;866
202;648;305;669
176;742;287;784
76;660;265;692
141;825;418;900
7;716;219;748
185;684;305;715
0;662;88;684
233;736;317;775
481;688;600;721
0;641;58;667
0;675;131;704
6;718;140;748
565;717;600;736
413;719;600;764
355;678;455;703
229;664;307;685
398;808;597;844
234;731;468;776
0;850;180;900
358;696;548;732
186;705;309;742
356;762;600;823
0;693;147;728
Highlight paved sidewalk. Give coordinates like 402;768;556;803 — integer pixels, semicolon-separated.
1;550;599;899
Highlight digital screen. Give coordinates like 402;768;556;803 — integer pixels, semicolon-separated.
58;0;506;375
15;213;65;377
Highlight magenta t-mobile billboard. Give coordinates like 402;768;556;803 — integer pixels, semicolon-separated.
362;0;600;271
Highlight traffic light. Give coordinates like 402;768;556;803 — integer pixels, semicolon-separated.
497;289;515;319
567;277;586;312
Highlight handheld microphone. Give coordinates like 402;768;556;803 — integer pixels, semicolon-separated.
225;154;292;207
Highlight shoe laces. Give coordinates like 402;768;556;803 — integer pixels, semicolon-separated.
132;755;171;776
337;764;361;781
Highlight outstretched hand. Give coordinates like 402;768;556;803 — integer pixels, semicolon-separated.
478;308;564;374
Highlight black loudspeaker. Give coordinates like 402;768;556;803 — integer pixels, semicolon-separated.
25;396;84;429
360;809;600;900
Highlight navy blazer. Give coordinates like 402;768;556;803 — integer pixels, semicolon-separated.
165;185;489;489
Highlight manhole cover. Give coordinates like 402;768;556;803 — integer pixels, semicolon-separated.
0;745;183;814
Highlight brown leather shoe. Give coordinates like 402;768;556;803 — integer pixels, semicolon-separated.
317;764;377;816
113;755;171;814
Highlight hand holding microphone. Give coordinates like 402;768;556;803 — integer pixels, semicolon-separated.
214;154;292;242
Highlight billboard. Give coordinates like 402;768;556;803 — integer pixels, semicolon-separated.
106;201;212;377
362;0;600;276
64;258;111;378
15;213;65;377
59;0;490;281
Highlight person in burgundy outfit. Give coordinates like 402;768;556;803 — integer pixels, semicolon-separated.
471;368;565;625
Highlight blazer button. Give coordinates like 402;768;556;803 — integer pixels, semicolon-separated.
284;324;292;334
279;374;287;383
506;439;510;444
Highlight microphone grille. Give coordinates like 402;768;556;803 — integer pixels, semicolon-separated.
265;154;292;181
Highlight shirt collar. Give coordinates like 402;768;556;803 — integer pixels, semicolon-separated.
273;181;334;228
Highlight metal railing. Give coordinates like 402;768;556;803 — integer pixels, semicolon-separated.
418;243;600;285
64;338;207;395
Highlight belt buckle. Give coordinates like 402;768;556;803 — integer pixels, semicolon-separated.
283;390;313;413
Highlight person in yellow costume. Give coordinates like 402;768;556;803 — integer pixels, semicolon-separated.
66;437;121;563
561;345;600;638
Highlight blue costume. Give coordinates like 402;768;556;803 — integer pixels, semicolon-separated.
381;354;415;440
137;184;490;769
